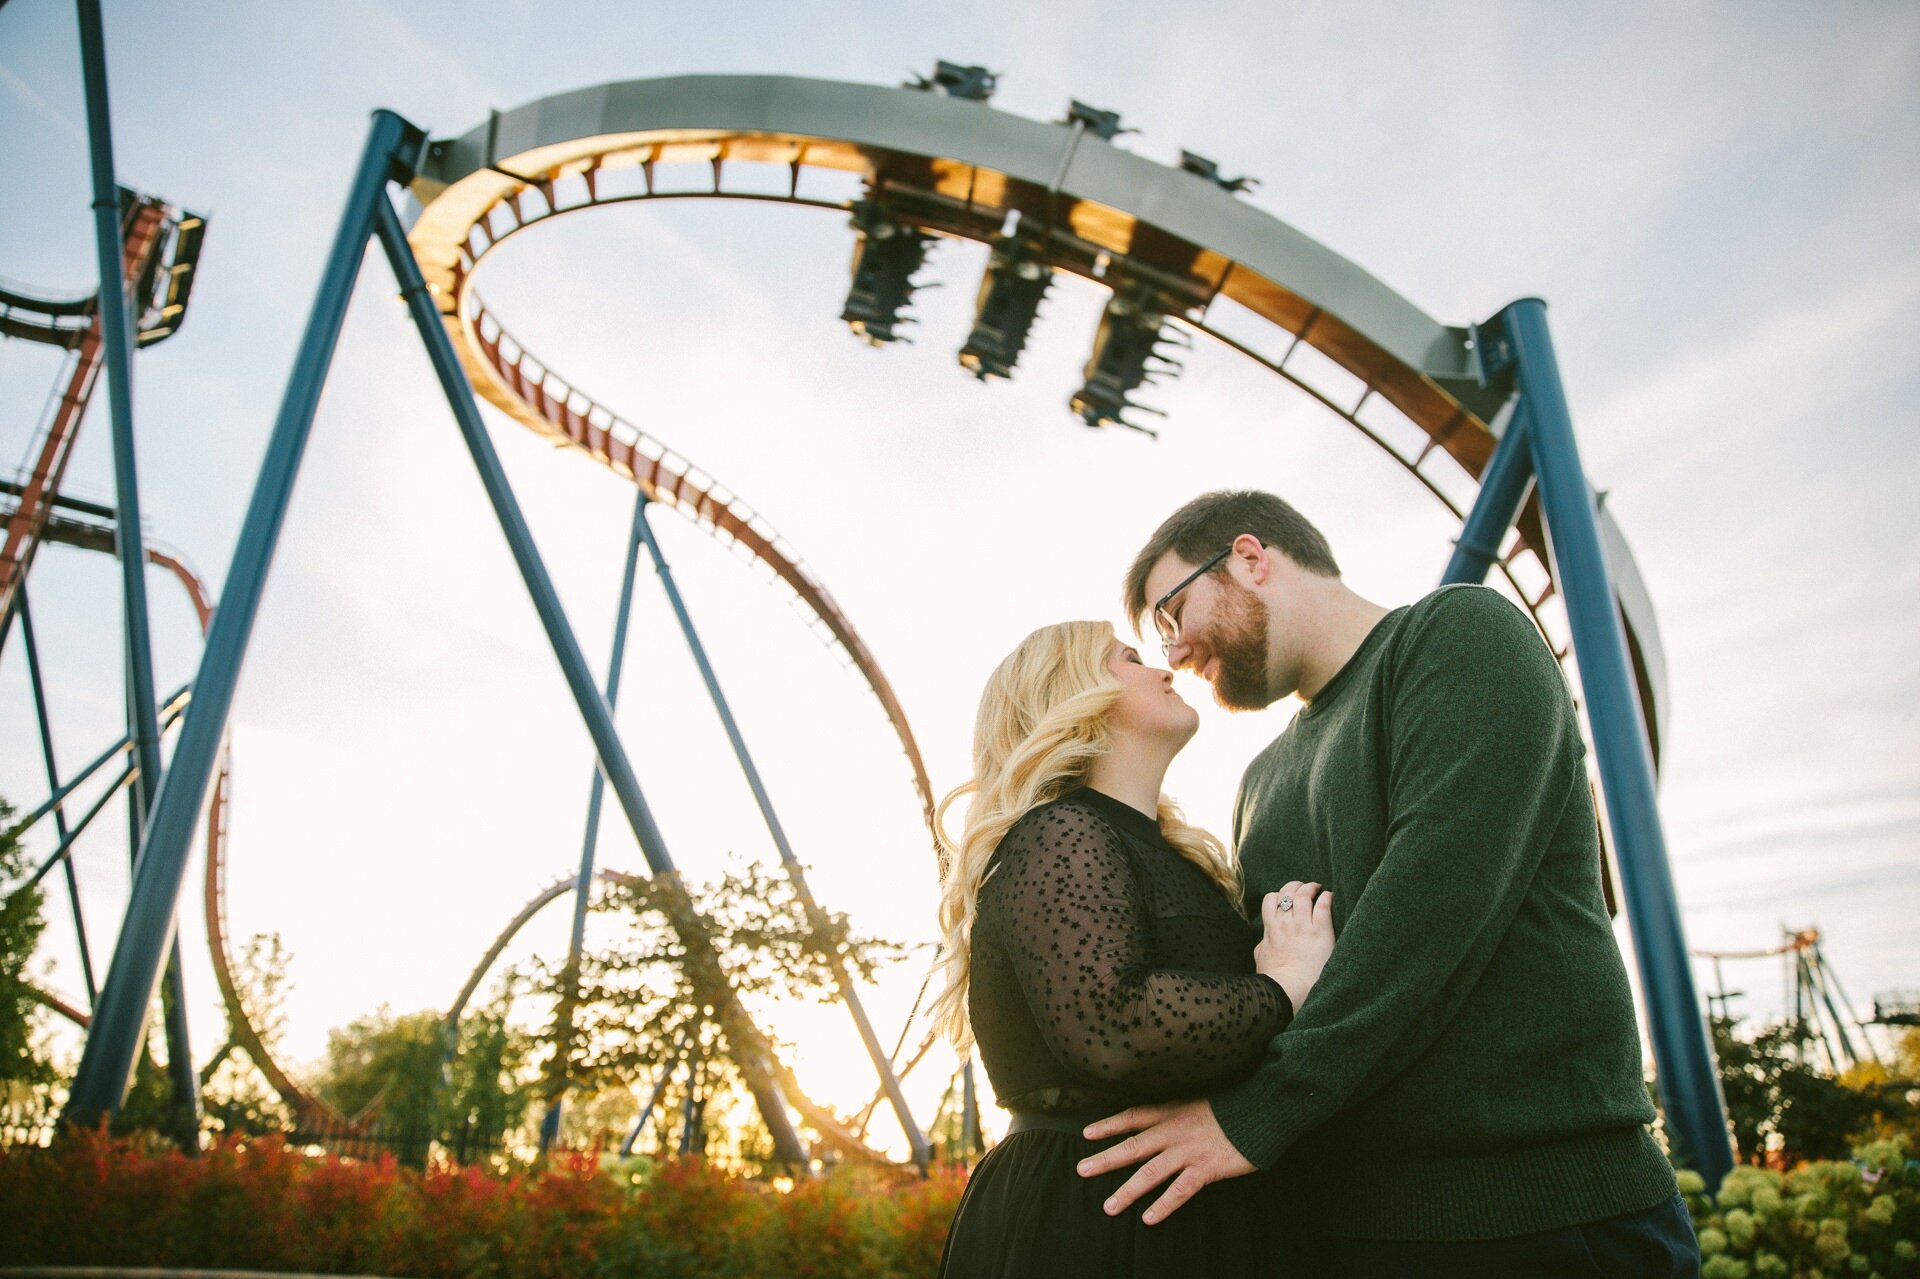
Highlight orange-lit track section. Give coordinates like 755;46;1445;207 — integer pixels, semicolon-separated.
404;74;1669;760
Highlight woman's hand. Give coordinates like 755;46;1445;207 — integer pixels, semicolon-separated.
1254;881;1335;1013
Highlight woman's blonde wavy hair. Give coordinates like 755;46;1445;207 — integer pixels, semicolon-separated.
928;620;1242;1050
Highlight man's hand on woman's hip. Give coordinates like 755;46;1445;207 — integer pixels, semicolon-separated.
1076;1099;1256;1224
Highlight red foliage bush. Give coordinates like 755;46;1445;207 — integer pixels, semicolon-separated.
0;1128;965;1278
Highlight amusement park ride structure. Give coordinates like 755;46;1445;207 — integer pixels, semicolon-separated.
8;25;1749;1186
1695;928;1908;1077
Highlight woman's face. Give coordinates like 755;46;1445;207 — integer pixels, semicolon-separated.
1103;638;1201;746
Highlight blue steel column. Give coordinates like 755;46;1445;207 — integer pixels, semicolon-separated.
1499;296;1734;1186
1441;409;1534;586
370;198;809;1165
15;764;138;897
75;0;200;1139
5;685;189;845
635;503;931;1166
538;490;650;1155
75;0;163;828
62;110;419;1131
18;589;99;1005
621;1027;690;1157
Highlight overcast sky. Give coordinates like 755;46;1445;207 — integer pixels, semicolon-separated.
3;0;1916;1148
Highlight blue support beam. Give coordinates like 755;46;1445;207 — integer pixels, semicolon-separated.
634;502;931;1167
539;490;650;1155
17;589;99;1004
62;109;421;1132
74;0;165;821
5;684;188;845
75;0;199;1141
14;763;137;900
1491;296;1735;1187
368;196;809;1166
621;1025;691;1158
1441;407;1533;587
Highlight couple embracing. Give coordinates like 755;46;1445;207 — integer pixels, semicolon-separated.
931;491;1701;1277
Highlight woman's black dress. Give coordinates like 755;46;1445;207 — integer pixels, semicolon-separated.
938;787;1329;1277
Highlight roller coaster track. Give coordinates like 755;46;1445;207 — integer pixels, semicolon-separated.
2;195;340;1129
0;189;205;645
463;300;934;823
404;74;1671;760
386;74;1684;1165
11;497;349;1128
21;76;1679;1165
13;447;933;1149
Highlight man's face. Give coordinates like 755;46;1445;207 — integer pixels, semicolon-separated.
1146;552;1274;711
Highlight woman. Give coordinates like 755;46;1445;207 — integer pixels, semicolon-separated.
932;621;1336;1277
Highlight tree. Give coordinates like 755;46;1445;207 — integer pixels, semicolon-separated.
312;983;533;1168
313;1006;447;1166
199;932;294;1137
0;800;57;1134
443;980;534;1166
1712;1014;1912;1165
530;855;905;1163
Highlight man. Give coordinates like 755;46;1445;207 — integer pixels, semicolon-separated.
1075;490;1699;1276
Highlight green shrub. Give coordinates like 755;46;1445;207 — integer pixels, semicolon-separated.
1684;1136;1920;1278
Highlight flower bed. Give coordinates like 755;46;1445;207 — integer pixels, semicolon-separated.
5;1131;1916;1277
0;1128;965;1279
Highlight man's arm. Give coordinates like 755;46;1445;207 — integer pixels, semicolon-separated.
1080;588;1585;1216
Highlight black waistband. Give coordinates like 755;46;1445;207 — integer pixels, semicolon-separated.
1005;1107;1112;1138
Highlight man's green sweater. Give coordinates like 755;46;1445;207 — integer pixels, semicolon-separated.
1210;584;1678;1240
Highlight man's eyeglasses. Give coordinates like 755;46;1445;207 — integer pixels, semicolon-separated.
1151;546;1235;653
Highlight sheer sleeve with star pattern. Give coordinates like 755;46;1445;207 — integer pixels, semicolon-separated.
973;798;1292;1100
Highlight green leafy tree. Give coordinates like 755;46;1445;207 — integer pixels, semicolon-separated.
443;980;534;1166
314;1006;448;1166
1712;1014;1911;1165
199;932;294;1137
313;984;533;1168
531;855;906;1164
0;800;57;1136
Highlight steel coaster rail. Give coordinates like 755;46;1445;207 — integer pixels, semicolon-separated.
410;73;1711;1176
63;112;811;1158
404;77;1669;759
20;499;299;1128
60;74;1730;1182
444;869;641;1039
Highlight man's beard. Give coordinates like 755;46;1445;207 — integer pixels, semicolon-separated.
1209;579;1274;711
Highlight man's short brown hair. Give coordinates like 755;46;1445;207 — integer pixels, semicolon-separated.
1123;490;1341;628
